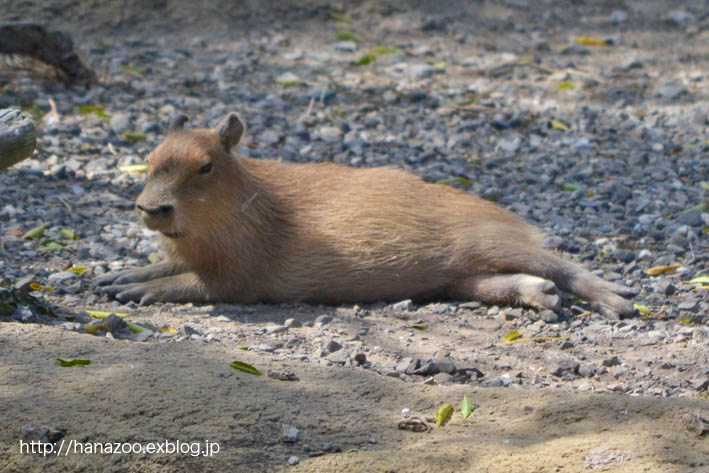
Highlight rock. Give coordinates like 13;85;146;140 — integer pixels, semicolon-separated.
412;359;439;376
409;63;435;80
282;424;299;443
677;210;703;227
610;10;629;24
322;443;334;452
657;280;676;296
434;372;453;384
184;325;203;336
110;113;130;133
266;324;288;334
682;413;708;437
326;339;342;353
612;249;635;263
315;315;332;326
284;318;302;328
20;424;65;443
656;82;686;100
602;356;621;367
326;349;349;364
47;271;76;285
434;358;457;374
540;310;559;323
584;449;637;470
334;41;357;52
667;10;694;25
551;359;579;377
577;381;593;391
677;299;697;311
288;455;300;466
353;352;367;365
13;274;35;291
504;308;523;320
317;126;342;143
390;299;414;312
691;377;709;391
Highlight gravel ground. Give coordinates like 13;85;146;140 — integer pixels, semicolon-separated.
1;1;708;471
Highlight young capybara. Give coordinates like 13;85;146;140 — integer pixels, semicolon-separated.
98;112;635;317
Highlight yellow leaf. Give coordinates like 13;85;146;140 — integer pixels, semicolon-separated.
687;275;709;285
59;228;80;240
575;36;610;47
436;403;454;426
503;330;522;342
461;395;476;419
118;163;148;174
548;120;569;131
29;282;54;292
633;304;650;315
644;264;680;275
86;310;129;318
68;266;87;275
558;81;575;90
159;327;177;333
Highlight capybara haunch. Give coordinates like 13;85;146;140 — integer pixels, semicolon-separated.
98;112;634;317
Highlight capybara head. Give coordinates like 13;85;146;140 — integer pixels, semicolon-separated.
135;112;246;239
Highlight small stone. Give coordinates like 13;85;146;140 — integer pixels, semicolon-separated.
678;300;697;311
540;310;559;323
110;113;130;133
284;318;302;328
184;325;202;336
266;324;288;334
322;443;334;452
21;424;65;443
667;10;694;24
13;274;35;291
318;126;342;143
682;413;709;437
288;456;300;466
657;280;676;296
602;356;621;367
47;271;77;285
551;359;579;377
504;308;523;320
401;408;411;417
434;372;453;384
692;377;709;391
326;349;349;364
610;10;629;24
353;352;367;365
578;381;593;391
434;358;457;374
334;41;358;52
282;424;299;443
315;315;332;326
677;210;703;227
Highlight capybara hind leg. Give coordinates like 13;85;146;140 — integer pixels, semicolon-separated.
450;274;561;311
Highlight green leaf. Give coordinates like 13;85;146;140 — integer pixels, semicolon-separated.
557;182;579;192
687;275;709;285
274;72;302;86
410;325;427;331
633;304;650;315
357;47;397;66
558;81;575;90
503;330;522;342
230;360;263;376
357;54;375;65
435;403;454;426
548;119;569;131
123;132;148;142
329;11;353;23
335;30;358;41
77;105;112;119
59;229;80;240
23;223;47;240
118;163;149;174
21;101;45;123
56;358;91;367
85;310;144;333
461;395;476;419
436;177;473;187
122;64;146;76
38;239;64;252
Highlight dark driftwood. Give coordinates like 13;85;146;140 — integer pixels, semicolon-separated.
0;23;96;86
0;109;37;171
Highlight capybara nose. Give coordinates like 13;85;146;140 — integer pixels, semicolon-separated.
136;203;174;218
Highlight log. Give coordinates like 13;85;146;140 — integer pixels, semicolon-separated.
0;23;96;86
0;109;37;171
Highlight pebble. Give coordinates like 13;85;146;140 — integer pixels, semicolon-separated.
288;456;300;466
282;424;299;443
47;271;77;285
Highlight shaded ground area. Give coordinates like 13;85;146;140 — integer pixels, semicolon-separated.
1;0;708;471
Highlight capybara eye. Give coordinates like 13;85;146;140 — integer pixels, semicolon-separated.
198;162;213;174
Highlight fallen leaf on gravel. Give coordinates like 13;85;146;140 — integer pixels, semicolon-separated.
335;31;357;41
558;81;575;90
77;105;111;119
56;358;91;367
59;229;80;240
503;330;522;342
159;327;177;333
436;177;472;187
118;163;148;174
38;239;64;252
575;36;610;47
436;403;454;426
85;310;145;334
687;275;709;285
461;395;476;419
644;264;680;275
410;325;427;331
122;64;145;76
633;304;650;315
123;132;147;142
29;282;54;292
23;223;47;240
557;182;579;192
68;266;87;275
548;119;569;131
230;360;263;376
274;72;302;86
501;336;570;345
329;11;353;22
357;46;397;65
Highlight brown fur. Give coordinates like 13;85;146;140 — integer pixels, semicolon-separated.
99;113;635;317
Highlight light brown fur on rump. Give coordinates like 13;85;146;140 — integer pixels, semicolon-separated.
100;113;634;316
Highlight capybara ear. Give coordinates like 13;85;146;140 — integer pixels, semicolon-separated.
168;114;189;131
215;112;245;151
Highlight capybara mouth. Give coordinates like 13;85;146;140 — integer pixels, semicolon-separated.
161;230;184;239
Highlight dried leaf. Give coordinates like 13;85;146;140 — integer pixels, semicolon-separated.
29;282;54;292
575;36;610;47
118;163;148;174
503;330;523;342
123;132;147;142
633;304;650;315
436;403;454;426
59;229;80;240
159;327;177;333
23;223;47;240
548;120;569;131
410;325;427;331
56;358;91;367
230;360;263;376
461;395;476;419
644;264;680;275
